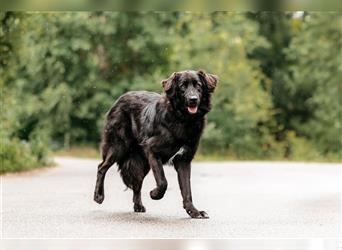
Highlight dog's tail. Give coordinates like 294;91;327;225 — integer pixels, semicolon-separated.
118;152;150;190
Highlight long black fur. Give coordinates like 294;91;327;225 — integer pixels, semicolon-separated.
94;70;218;218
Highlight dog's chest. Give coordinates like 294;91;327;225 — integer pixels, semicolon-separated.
170;121;200;142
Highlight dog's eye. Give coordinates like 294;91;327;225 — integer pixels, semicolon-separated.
179;84;186;91
194;81;202;88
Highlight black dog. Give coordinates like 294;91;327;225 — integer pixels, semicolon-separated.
94;70;218;219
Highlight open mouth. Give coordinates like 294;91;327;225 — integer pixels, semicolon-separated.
187;104;198;114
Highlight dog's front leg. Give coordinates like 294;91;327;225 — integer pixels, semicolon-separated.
145;150;168;200
175;161;209;219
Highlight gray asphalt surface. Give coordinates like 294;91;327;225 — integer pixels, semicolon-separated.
2;157;341;238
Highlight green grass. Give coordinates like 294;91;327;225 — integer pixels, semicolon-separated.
54;146;101;159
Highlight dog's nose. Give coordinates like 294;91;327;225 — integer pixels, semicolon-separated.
189;96;198;102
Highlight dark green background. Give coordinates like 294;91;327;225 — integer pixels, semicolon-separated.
1;12;341;172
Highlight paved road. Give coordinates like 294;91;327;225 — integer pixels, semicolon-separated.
2;157;340;238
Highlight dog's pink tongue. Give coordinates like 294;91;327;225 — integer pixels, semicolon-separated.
187;106;198;114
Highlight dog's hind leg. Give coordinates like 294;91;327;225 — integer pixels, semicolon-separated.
132;178;146;212
119;153;150;212
94;147;116;204
133;160;150;212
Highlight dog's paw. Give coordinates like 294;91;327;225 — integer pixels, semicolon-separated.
187;209;209;219
134;204;146;213
150;188;166;200
94;193;104;204
197;211;209;219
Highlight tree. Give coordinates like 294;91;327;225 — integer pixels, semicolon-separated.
284;12;342;156
4;12;173;148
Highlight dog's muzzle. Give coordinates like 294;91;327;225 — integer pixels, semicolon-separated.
187;95;199;114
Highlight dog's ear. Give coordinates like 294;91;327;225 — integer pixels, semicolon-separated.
197;70;219;93
161;72;179;93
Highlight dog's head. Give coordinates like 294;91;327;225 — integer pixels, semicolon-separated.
161;70;218;116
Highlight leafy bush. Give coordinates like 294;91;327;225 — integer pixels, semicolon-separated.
0;137;44;174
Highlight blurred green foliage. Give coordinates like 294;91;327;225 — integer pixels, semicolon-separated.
1;11;341;172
